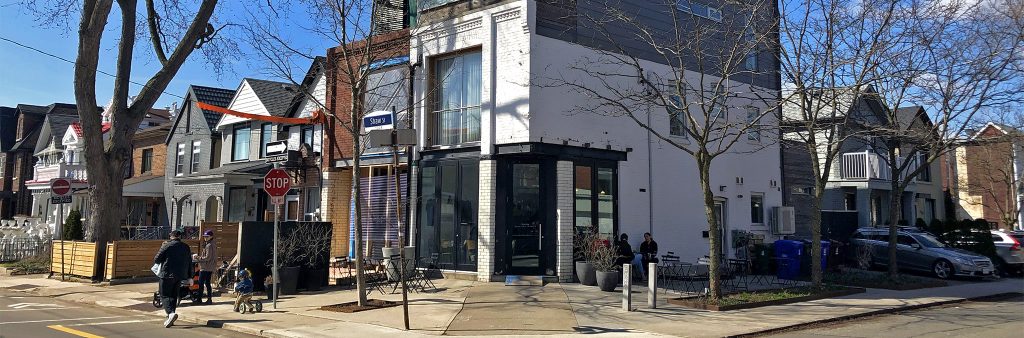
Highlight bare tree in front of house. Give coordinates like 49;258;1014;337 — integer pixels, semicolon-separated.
540;0;781;300
864;0;1024;278
241;0;411;306
777;0;902;286
22;1;232;253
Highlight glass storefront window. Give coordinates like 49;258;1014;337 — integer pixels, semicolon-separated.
417;160;478;271
574;163;617;242
574;166;593;232
597;168;615;237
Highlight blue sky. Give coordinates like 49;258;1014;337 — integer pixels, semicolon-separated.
0;2;332;110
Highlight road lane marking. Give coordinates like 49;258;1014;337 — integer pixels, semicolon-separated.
66;319;160;327
0;315;145;325
47;324;105;338
8;302;65;309
0;307;81;312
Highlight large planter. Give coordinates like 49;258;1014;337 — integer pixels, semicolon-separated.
595;270;620;292
576;261;597;286
302;268;326;291
278;266;301;295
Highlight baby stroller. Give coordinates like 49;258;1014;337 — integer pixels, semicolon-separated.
152;263;203;308
233;269;262;314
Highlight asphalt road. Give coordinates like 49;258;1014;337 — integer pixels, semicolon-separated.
769;294;1024;338
0;290;252;338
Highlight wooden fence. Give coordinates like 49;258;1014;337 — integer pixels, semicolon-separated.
104;239;200;280
51;241;100;279
200;222;240;265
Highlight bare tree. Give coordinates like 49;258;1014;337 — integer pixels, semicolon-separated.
540;0;780;300
864;0;1024;277
242;0;410;306
22;0;229;252
778;0;902;286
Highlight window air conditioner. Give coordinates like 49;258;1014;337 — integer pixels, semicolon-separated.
770;206;796;235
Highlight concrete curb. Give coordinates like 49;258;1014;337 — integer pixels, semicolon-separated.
730;292;1024;338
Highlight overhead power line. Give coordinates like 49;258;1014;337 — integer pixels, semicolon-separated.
0;35;185;100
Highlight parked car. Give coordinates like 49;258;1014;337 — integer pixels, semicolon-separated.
851;227;995;279
1009;231;1024;243
991;230;1024;276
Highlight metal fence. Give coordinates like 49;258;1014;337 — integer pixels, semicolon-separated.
0;238;49;262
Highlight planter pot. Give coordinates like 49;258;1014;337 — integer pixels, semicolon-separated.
576;261;597;286
595;270;620;292
302;268;325;291
278;266;301;295
383;247;416;281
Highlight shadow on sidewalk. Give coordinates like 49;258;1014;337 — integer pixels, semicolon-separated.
203;319;269;328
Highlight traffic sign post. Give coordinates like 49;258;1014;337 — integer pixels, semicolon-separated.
50;178;72;281
264;168;290;309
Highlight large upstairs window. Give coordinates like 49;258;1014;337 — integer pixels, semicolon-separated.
231;124;251;162
432;50;481;146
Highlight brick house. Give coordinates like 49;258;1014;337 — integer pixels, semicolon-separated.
323;29;411;258
947;123;1024;230
123;123;172;228
0;104;65;219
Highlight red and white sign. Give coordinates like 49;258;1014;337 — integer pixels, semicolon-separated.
264;169;290;198
50;178;72;197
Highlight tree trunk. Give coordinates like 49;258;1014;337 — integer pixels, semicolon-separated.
350;91;367;307
809;179;826;287
697;152;722;300
887;179;905;278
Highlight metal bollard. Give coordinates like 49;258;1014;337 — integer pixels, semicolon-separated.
622;263;632;311
648;262;657;309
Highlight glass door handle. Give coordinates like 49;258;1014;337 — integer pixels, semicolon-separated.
538;223;542;247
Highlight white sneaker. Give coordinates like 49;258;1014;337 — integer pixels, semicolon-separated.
164;313;178;328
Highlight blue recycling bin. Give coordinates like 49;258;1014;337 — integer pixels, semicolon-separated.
774;240;803;280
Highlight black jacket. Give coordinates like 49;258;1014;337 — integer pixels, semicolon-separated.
154;239;192;280
640;240;658;260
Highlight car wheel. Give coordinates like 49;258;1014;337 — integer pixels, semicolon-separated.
933;259;953;279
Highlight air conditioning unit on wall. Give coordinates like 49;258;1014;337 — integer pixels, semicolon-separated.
770;206;796;235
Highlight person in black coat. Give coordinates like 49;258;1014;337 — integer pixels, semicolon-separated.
154;230;193;328
614;233;634;267
639;232;659;267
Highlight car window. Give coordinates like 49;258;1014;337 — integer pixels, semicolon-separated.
991;234;1004;243
912;233;947;248
1012;234;1024;242
897;235;918;246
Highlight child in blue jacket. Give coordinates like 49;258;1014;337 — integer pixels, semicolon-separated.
233;269;255;313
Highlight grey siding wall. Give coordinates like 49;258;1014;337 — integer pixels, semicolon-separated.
165;100;221;228
536;0;780;90
782;139;816;237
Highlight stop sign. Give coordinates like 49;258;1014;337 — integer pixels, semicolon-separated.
51;178;72;197
263;169;290;197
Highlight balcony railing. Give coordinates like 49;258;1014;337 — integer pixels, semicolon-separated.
33;163;87;182
839;151;918;182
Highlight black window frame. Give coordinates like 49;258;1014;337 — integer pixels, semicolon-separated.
231;124;251;162
141;148;153;174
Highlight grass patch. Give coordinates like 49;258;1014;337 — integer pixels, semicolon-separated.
4;256;50;275
823;269;947;290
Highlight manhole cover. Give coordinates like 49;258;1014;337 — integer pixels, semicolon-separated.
122;302;162;312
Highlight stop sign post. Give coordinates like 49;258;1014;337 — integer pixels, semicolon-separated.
50;178;72;281
263;168;289;309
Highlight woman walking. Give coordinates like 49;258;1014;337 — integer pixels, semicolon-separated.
196;230;218;305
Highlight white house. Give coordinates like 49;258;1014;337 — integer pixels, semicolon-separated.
408;0;784;282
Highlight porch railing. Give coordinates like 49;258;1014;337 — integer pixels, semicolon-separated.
839;151;918;182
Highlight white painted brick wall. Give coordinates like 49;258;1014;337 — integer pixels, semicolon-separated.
477;160;497;282
555;161;574;282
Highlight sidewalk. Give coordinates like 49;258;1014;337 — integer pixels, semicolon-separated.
1;273;1020;337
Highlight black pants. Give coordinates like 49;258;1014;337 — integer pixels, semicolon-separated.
198;271;213;301
159;277;182;315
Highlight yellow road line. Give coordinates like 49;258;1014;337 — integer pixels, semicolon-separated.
46;324;105;338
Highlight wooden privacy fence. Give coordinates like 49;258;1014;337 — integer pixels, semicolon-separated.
200;222;240;265
51;241;100;279
104;239;199;280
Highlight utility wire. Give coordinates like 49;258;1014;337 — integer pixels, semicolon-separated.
0;35;185;100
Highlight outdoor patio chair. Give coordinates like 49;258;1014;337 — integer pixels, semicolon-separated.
681;264;710;294
420;253;444;279
725;259;750;291
657;262;690;295
661;252;681;263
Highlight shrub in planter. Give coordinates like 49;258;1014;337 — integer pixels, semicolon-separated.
590;237;619;292
573;230;604;286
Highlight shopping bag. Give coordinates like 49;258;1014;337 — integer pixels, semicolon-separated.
151;263;162;276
